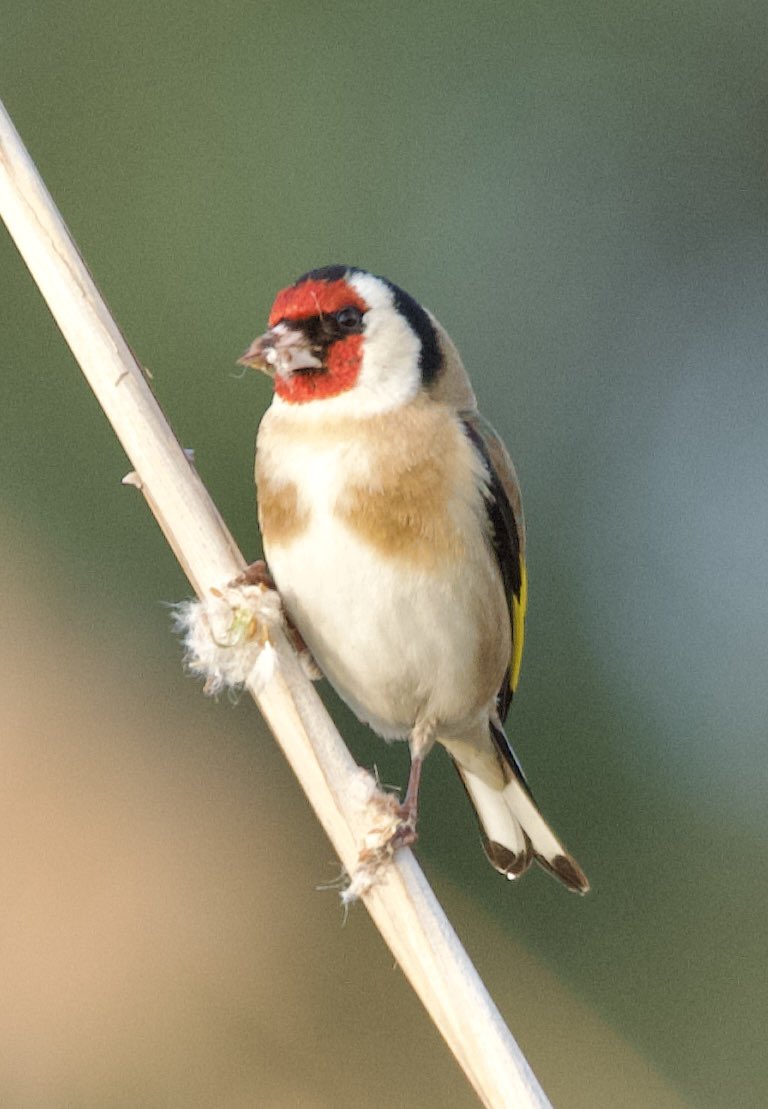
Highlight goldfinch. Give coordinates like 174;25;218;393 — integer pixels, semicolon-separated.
240;265;589;894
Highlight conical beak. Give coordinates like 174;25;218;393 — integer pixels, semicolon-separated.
237;323;323;379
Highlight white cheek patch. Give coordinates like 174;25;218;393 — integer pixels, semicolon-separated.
348;272;423;411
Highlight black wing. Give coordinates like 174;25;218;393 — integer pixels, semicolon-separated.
462;414;528;723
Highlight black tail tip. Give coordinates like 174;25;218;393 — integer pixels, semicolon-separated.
484;838;533;880
536;853;591;895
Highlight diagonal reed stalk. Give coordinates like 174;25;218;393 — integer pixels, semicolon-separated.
0;99;552;1109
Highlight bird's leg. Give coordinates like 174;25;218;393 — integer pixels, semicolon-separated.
392;719;437;848
352;720;437;890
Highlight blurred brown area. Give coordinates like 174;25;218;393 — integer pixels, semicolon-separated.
0;526;688;1108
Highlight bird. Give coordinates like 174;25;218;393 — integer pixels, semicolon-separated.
239;265;589;893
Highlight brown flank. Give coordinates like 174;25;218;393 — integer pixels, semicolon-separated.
256;474;309;547
336;400;474;570
337;458;465;570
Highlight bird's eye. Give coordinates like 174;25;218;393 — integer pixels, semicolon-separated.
335;306;364;332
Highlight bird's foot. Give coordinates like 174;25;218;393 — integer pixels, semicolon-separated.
357;796;418;866
389;800;419;850
231;561;321;679
234;559;275;590
354;747;424;870
339;782;419;904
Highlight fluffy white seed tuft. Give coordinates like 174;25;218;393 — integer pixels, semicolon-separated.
173;582;282;696
341;769;408;904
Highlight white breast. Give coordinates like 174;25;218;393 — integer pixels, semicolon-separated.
257;411;509;740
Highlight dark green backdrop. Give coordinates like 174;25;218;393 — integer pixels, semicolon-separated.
3;4;767;1107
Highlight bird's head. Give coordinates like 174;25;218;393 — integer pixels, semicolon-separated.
239;265;475;416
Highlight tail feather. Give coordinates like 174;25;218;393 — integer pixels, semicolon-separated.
457;765;534;878
454;722;589;895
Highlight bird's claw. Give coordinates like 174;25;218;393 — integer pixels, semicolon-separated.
234;559;275;590
232;561;320;677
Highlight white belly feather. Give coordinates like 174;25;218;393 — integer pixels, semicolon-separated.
269;518;478;736
258;415;509;740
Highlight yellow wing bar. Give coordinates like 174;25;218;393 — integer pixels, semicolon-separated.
510;557;528;694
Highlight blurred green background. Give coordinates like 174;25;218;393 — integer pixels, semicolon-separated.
2;2;767;1106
